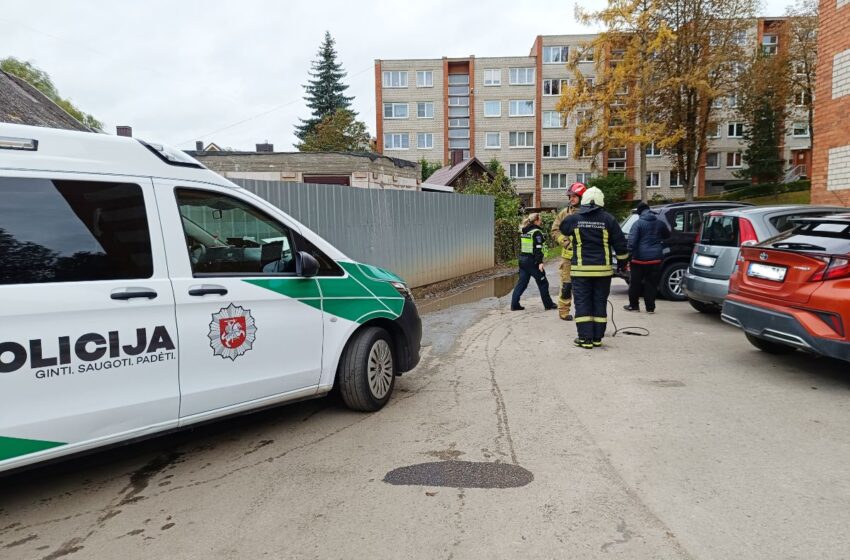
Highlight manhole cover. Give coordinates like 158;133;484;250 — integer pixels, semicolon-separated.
383;461;533;489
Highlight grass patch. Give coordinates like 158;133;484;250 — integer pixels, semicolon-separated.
741;190;811;206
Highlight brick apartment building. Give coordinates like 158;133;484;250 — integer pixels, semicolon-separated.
375;19;812;207
811;0;850;206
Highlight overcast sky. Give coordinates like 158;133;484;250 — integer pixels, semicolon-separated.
4;0;790;151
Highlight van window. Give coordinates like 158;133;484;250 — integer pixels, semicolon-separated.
176;189;297;275
700;214;739;247
0;178;152;285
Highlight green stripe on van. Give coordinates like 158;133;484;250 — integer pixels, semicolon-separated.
0;436;65;461
245;261;405;324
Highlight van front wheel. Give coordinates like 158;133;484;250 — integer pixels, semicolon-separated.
338;327;396;411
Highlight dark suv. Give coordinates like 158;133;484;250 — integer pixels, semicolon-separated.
618;201;753;300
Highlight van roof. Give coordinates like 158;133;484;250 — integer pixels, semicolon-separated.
0;123;236;188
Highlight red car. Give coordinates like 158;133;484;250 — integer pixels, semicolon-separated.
722;213;850;361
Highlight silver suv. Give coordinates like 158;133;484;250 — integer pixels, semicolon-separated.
684;205;847;313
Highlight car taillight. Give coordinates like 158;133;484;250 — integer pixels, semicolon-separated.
738;217;758;246
809;257;850;282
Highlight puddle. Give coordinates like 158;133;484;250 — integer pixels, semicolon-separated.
417;274;518;314
383;461;533;489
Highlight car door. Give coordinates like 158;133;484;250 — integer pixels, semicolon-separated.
154;180;324;420
0;174;179;469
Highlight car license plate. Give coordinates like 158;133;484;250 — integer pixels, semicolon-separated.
694;254;717;267
748;262;786;282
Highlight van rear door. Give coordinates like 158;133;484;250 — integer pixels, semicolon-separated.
0;174;179;470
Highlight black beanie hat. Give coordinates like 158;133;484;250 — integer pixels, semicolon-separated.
635;202;650;214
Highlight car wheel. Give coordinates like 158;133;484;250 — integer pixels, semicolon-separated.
688;299;719;313
338;327;396;411
745;333;797;355
660;263;688;301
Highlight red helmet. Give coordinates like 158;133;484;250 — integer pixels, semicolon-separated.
567;182;587;197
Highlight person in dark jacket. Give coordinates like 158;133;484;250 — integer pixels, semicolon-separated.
559;188;629;348
511;213;558;311
624;202;671;313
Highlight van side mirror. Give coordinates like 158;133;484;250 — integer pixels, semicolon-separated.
296;251;319;278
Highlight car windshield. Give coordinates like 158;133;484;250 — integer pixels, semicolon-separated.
761;221;850;255
700;214;738;247
620;213;639;235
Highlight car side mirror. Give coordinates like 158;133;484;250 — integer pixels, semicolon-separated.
296;251;319;278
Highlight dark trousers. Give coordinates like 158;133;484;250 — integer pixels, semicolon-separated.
628;263;661;311
573;276;612;340
511;259;555;309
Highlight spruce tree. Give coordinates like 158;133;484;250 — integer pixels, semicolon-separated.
295;32;354;142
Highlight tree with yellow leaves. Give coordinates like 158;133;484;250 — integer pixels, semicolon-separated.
558;0;674;203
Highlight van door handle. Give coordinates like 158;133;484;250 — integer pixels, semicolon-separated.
189;285;228;297
111;288;158;300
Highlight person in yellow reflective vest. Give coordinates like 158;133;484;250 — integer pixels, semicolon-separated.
550;182;587;321
510;213;558;311
558;187;629;348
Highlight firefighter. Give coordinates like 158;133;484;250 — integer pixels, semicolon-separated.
558;187;629;349
510;213;558;311
550;182;587;321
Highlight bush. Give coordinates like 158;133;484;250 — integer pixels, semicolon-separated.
495;218;521;264
587;174;634;220
538;210;558;248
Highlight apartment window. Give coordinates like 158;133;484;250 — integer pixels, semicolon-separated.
576;172;592;184
792;122;810;137
448;74;470;85
382;71;408;88
384;133;409;150
485;132;501;148
416;133;433;149
509;163;534;179
708;122;722;138
543;79;566;96
610;48;626;61
543;46;569;64
484;100;501;117
448;96;470;107
646;142;662;157
484;69;501;86
646;172;660;187
509;67;535;85
727;122;744;138
509;131;534;148
417;102;434;118
448;118;469;128
762;34;778;56
383;103;408;119
543;173;569;189
669;171;684;187
448;107;470;118
608;147;626;170
448;139;470;149
416;71;433;87
574;109;592;125
449;85;470;96
795;89;812;106
543;143;569;158
727;91;740;109
579;144;593;158
705;152;720;168
727;152;743;168
711;97;724;109
732;31;748;46
577;48;595;63
509;100;535;116
447;129;469;139
542;111;562;128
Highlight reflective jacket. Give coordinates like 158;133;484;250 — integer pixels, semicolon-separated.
551;205;577;260
519;224;545;265
559;204;629;277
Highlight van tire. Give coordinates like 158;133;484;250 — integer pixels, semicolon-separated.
338;327;396;412
659;262;688;301
745;333;797;355
688;299;718;314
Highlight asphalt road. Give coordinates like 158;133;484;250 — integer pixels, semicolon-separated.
2;261;849;559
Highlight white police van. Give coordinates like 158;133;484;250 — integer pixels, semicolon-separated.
0;124;421;473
